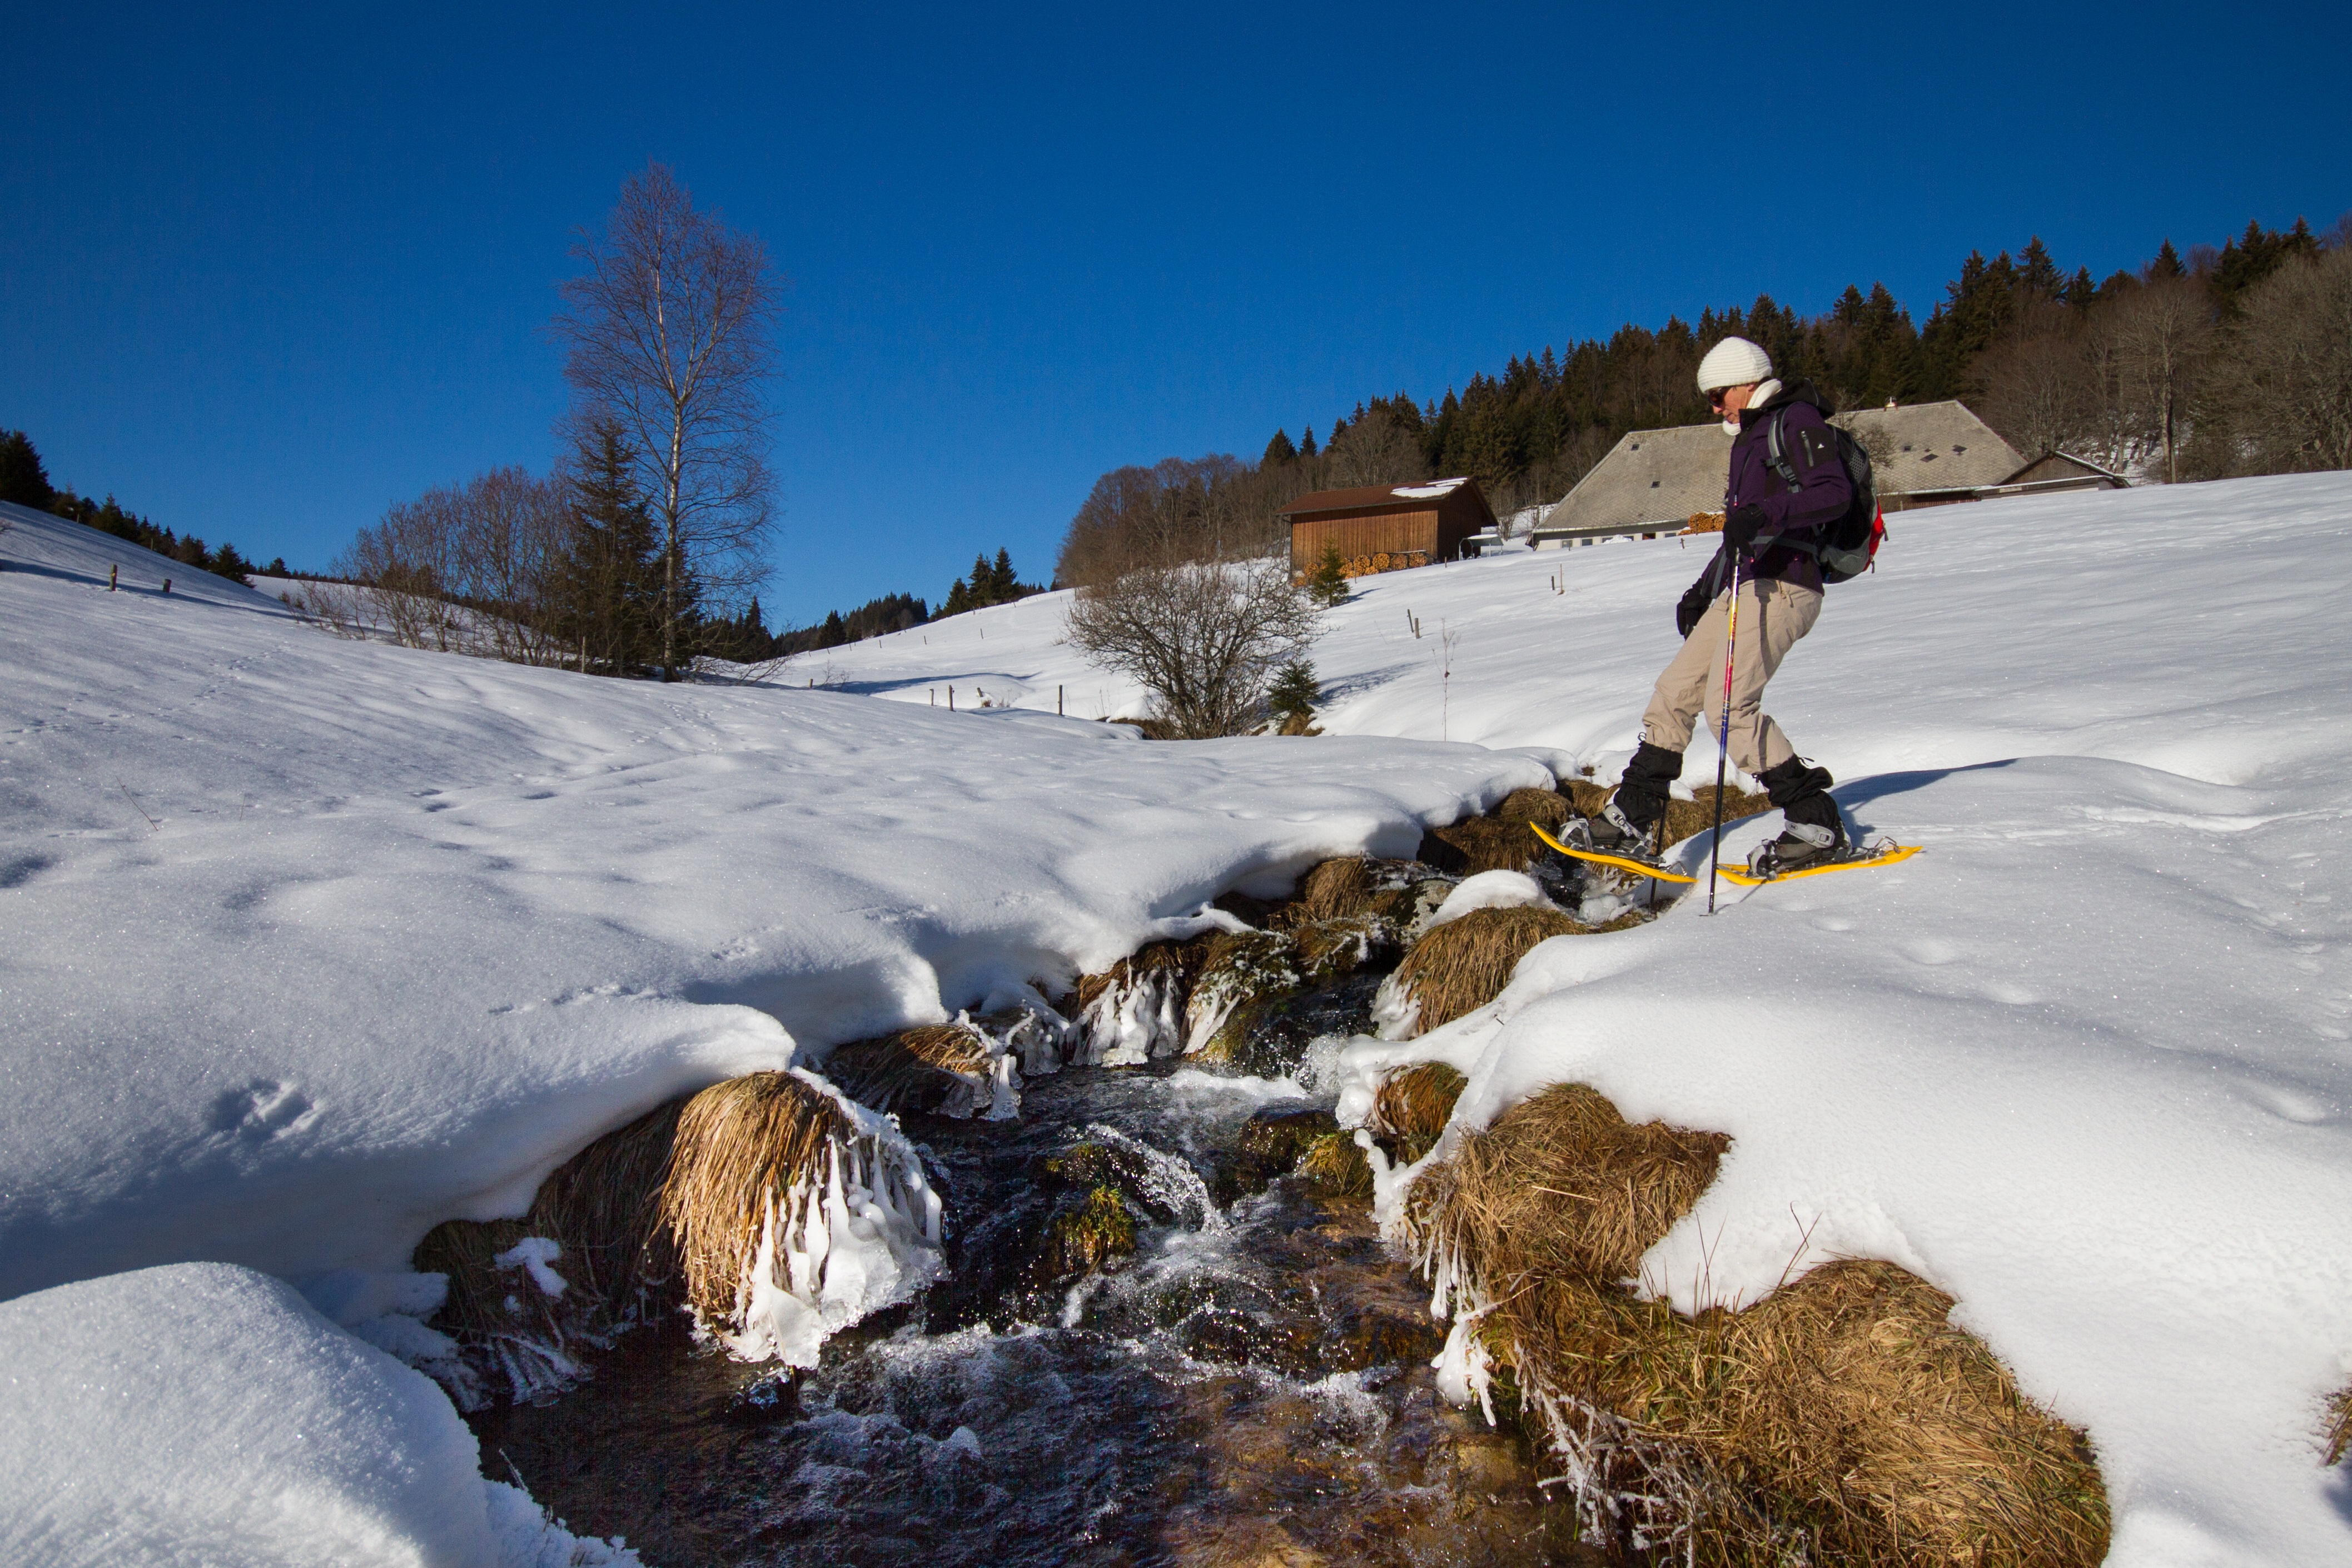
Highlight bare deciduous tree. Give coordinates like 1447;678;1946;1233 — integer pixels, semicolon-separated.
1976;327;2093;462
1055;455;1288;587
1065;559;1321;738
1323;407;1430;489
553;163;780;678
2109;278;2214;483
337;467;570;663
2203;247;2352;475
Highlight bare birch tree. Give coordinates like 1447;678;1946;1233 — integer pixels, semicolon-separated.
552;163;780;679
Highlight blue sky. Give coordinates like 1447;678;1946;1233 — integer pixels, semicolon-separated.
6;2;2345;625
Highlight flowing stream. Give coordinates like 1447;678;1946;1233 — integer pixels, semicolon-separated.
480;967;1594;1567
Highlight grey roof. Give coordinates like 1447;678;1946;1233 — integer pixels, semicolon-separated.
1543;424;1734;535
1834;401;2023;495
1540;400;2026;537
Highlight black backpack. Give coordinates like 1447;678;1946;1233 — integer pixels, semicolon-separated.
1759;409;1884;583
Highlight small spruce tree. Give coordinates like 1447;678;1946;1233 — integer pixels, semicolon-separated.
1267;659;1319;719
1307;541;1350;606
1262;429;1297;465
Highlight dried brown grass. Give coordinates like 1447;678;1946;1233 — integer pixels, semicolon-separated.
823;1022;992;1115
1493;787;1574;829
414;1097;684;1343
658;1071;849;1325
1390;905;1582;1032
1374;1062;1467;1142
1292;855;1375;922
1422;814;1545;875
2328;1385;2352;1466
1408;1083;1726;1287
1408;1083;2109;1566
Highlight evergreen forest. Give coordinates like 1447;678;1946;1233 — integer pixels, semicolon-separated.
1058;214;2352;585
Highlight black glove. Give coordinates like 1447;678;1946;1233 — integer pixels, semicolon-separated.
1675;578;1713;638
1724;503;1769;554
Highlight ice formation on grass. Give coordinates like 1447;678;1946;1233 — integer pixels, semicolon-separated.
1072;957;1191;1065
722;1075;946;1368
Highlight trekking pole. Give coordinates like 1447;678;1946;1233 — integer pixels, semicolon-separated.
1705;553;1746;914
1647;813;1664;909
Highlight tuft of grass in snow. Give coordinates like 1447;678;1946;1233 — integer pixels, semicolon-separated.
1290;855;1376;923
1374;1062;1467;1147
1409;1083;1724;1286
824;1022;996;1117
658;1072;847;1327
2328;1385;2352;1466
1405;1082;2109;1566
413;1097;685;1403
1385;905;1582;1034
658;1069;944;1365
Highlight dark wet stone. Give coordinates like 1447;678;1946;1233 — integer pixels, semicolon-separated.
1320;1303;1445;1372
1031;1186;1138;1285
720;1370;799;1426
1226;1105;1339;1197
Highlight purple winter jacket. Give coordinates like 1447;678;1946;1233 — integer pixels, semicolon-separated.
1695;380;1852;594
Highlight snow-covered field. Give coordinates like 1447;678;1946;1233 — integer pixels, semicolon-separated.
6;471;2352;1564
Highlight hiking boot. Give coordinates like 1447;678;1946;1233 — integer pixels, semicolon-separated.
1582;797;1650;852
1747;818;1846;876
1579;741;1682;852
1752;756;1845;875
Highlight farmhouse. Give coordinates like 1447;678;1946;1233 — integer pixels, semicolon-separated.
1282;477;1497;579
1530;401;2106;549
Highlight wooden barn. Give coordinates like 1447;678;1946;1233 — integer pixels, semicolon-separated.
1281;477;1496;579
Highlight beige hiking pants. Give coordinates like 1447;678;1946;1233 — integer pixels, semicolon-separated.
1641;576;1822;773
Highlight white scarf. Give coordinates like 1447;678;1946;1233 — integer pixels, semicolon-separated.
1724;378;1782;435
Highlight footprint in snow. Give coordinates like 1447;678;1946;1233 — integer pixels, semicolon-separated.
207;1079;318;1142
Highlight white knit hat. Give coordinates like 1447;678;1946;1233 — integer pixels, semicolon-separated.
1696;336;1773;394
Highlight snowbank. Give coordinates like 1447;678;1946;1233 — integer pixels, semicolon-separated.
0;1262;633;1567
0;501;1540;1302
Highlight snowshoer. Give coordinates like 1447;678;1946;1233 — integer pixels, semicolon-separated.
1584;336;1850;874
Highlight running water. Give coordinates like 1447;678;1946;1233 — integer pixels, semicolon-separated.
482;969;1592;1566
